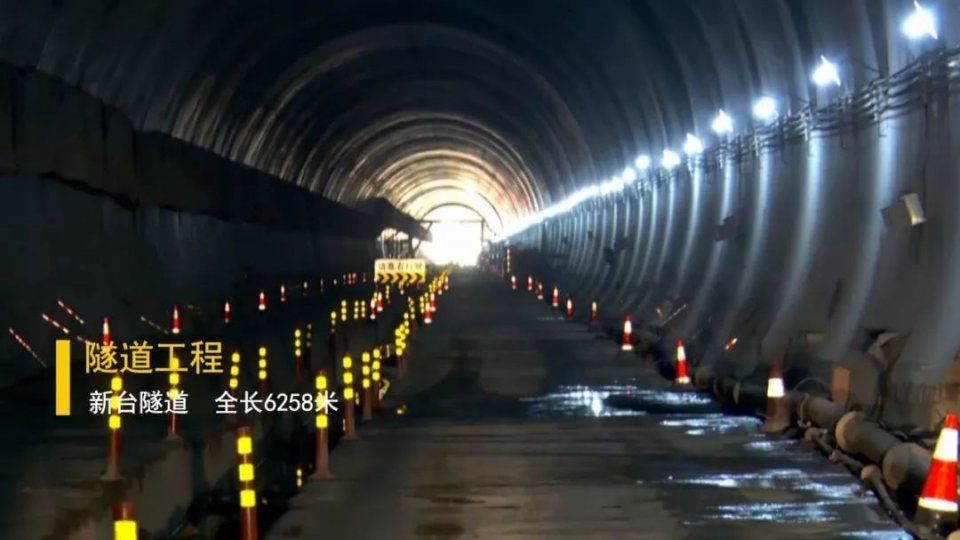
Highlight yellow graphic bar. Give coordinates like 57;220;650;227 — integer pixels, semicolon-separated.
55;339;71;416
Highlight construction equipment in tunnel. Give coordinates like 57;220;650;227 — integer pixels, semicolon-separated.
113;501;137;540
674;339;691;385
761;360;789;433
341;354;358;440
314;370;333;480
916;413;958;533
236;426;259;540
620;315;633;352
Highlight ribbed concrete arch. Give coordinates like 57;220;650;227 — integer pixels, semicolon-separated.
2;0;935;229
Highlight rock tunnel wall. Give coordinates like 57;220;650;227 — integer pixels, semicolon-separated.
0;64;379;384
508;57;960;429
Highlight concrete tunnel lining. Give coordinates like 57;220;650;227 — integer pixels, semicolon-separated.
0;1;960;536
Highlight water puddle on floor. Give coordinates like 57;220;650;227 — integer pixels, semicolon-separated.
659;413;760;435
525;385;728;418
523;385;646;417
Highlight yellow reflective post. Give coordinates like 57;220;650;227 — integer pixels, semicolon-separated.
236;426;258;540
341;355;358;440
258;346;267;394
314;370;333;478
229;351;241;395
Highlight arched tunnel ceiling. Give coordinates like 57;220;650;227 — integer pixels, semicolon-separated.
0;0;938;232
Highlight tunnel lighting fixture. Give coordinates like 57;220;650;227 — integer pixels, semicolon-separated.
903;1;937;40
635;154;651;171
661;149;681;169
711;110;733;135
683;133;704;156
622;166;638;183
752;96;778;122
610;175;625;192
812;56;841;87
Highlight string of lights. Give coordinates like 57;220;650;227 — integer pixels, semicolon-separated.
499;1;952;241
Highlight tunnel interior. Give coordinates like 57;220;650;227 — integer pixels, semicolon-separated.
1;0;960;537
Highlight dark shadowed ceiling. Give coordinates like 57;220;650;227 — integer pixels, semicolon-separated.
0;0;944;233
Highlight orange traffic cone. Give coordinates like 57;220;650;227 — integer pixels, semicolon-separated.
258;290;266;311
589;301;598;324
369;298;377;321
675;339;690;385
377;292;384;313
536;282;544;301
280;284;287;303
762;361;789;433
621;315;633;351
565;297;573;319
171;305;181;335
527;276;533;291
224;300;231;324
424;301;433;325
552;287;559;309
917;413;959;531
101;316;112;346
511;275;517;290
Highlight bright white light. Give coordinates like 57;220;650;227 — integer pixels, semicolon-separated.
590;392;603;416
622;166;638;183
610;175;625;192
683;133;704;156
903;1;937;40
599;182;611;196
752;96;778;122
635;154;651;171
421;208;483;266
711;109;733;135
812;56;841;87
661;149;681;169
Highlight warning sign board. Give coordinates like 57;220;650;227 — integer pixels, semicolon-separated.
374;259;426;285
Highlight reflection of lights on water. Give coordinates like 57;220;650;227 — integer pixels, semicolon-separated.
590;393;603;416
661;414;759;433
632;389;713;406
523;385;643;417
839;532;909;539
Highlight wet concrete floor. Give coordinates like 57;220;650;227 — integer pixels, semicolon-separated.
267;270;905;539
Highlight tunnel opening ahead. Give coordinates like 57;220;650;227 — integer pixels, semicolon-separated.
1;1;960;539
420;205;486;266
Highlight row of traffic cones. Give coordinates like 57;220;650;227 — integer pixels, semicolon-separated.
510;272;960;535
